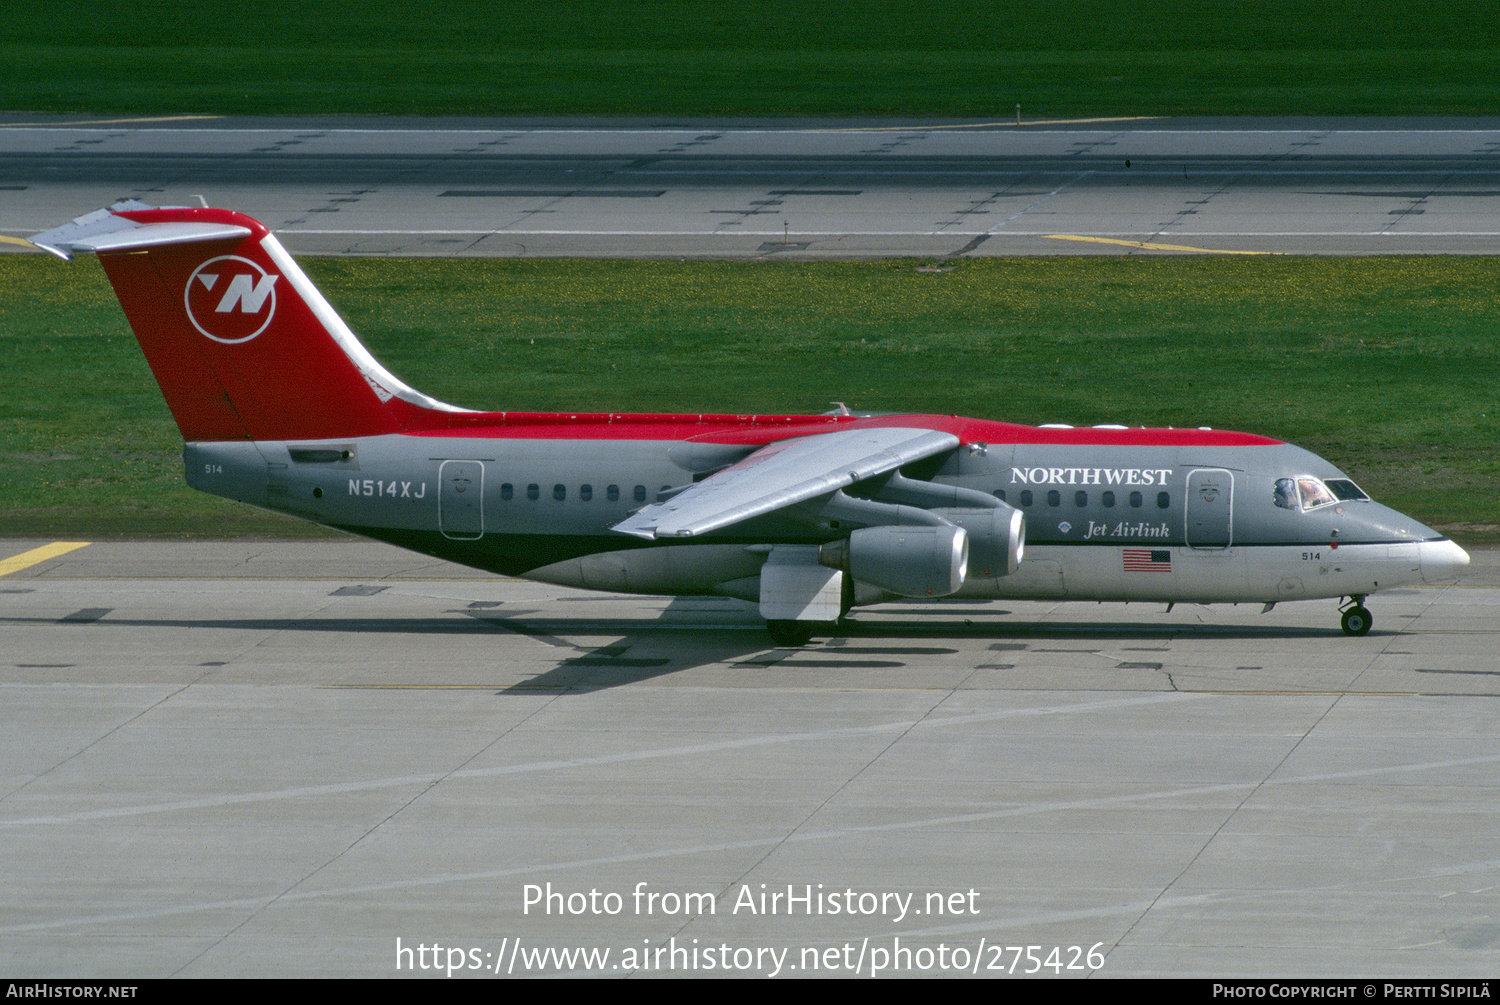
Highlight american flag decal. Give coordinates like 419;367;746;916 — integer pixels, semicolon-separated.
1123;549;1172;572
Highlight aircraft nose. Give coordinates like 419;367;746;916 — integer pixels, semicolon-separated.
1419;539;1470;583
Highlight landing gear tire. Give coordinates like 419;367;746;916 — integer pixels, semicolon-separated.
766;620;817;646
1340;605;1372;636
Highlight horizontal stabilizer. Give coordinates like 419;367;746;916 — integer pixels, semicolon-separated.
29;202;249;260
612;426;959;539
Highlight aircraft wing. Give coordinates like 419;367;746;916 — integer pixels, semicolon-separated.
612;426;959;539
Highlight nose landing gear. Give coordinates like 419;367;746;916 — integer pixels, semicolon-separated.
1339;596;1372;636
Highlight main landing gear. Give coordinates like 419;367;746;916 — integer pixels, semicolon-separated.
1339;596;1373;636
766;620;826;646
764;572;853;646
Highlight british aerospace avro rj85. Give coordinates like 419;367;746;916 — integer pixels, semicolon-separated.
30;203;1469;644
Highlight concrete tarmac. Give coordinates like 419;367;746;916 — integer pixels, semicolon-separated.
5;115;1500;258
3;538;1498;978
3;118;1499;978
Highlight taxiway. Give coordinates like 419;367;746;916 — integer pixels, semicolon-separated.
3;539;1498;977
5;115;1500;258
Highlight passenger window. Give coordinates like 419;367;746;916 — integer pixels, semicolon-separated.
634;485;647;503
993;490;1006;503
1019;490;1033;507
501;483;513;501
580;484;592;502
527;483;540;502
1157;491;1170;509
1129;491;1143;508
1046;490;1060;507
553;484;566;502
607;484;620;502
1074;490;1088;508
1102;490;1115;508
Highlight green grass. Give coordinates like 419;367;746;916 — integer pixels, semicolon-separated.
4;1;1499;117
1;254;1495;542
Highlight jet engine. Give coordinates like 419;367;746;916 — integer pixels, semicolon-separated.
819;524;969;598
934;504;1025;579
809;483;1025;598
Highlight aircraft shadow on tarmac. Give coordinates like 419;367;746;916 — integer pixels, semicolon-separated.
494;617;1359;690
11;594;1368;696
13;602;1357;693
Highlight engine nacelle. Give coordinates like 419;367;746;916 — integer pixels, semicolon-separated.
820;524;968;598
933;504;1025;579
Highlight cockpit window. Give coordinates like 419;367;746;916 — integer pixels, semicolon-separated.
1275;476;1355;512
1298;478;1337;510
1273;478;1297;510
1325;478;1368;501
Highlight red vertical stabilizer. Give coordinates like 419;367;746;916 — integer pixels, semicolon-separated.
34;204;457;442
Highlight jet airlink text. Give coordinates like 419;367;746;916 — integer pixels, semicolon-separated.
1011;466;1173;487
1083;520;1172;540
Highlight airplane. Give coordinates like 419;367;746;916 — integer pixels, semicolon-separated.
27;201;1470;645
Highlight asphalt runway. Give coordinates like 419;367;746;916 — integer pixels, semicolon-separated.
4;117;1500;979
3;539;1499;978
5;114;1500;257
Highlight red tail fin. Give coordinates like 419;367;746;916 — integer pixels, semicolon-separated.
32;203;462;442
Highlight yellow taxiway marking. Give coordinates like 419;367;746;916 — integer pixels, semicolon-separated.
0;114;220;128
0;541;90;578
1044;234;1276;255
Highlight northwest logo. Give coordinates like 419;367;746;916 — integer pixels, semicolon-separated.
184;256;279;344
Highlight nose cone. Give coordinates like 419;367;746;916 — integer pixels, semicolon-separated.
1419;539;1470;583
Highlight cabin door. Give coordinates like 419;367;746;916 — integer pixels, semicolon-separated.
439;460;485;540
1185;468;1233;548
